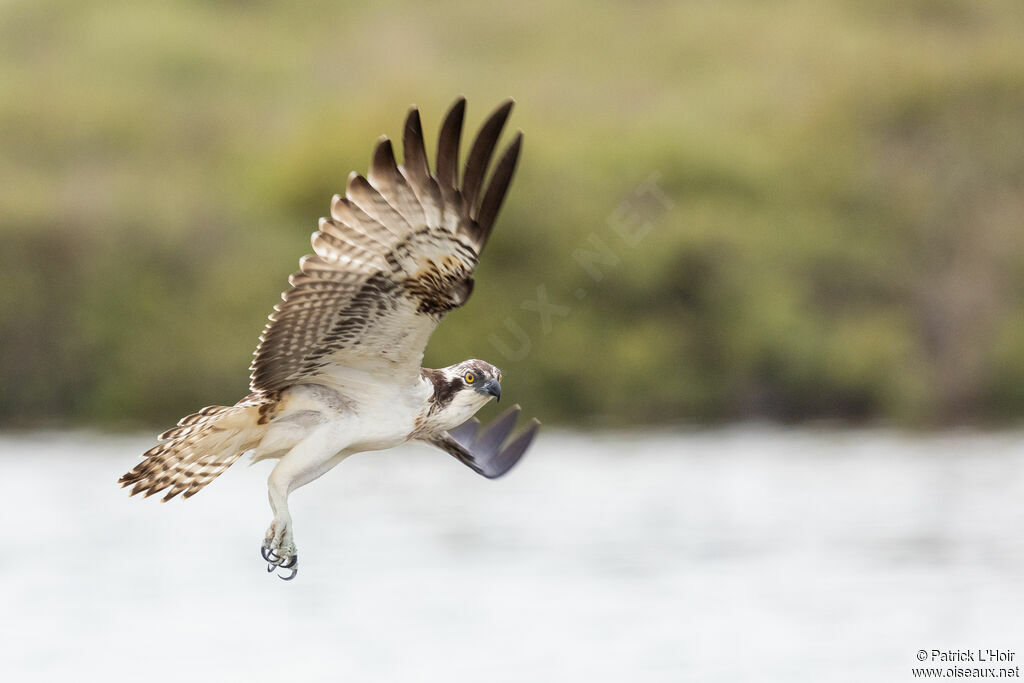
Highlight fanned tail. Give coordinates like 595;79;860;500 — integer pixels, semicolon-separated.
119;398;268;501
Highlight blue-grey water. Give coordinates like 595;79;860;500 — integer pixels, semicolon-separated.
2;428;1023;682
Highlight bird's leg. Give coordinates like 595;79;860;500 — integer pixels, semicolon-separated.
259;423;351;581
262;474;296;570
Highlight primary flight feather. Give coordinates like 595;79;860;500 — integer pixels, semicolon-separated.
118;98;539;580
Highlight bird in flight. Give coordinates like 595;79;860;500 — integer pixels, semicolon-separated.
119;98;539;580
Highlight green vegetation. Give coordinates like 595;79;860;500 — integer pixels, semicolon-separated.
2;0;1024;428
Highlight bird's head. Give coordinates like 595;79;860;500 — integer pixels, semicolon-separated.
422;359;503;431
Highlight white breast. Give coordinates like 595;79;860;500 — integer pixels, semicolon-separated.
307;365;432;451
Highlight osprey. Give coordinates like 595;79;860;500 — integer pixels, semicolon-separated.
119;98;539;580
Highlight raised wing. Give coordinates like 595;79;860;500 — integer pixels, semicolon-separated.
250;98;523;393
425;404;540;479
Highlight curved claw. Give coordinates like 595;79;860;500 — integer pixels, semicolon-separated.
261;542;298;579
277;559;298;581
265;555;297;579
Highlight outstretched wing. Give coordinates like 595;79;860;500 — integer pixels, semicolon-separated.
425;404;540;479
250;98;523;393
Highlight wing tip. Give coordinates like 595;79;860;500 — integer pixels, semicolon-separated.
472;127;524;243
490;97;515;120
442;97;467;133
403;107;422;134
441;96;467;125
370;136;399;182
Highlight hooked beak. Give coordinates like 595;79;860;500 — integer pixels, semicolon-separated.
477;378;502;402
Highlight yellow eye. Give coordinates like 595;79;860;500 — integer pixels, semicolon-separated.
464;372;475;384
497;372;502;383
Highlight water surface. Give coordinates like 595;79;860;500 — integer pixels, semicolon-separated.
2;428;1022;681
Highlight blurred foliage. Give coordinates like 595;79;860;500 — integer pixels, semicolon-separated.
2;0;1024;428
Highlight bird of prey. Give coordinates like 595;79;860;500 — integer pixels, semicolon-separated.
119;98;539;580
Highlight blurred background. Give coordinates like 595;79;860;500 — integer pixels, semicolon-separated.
2;1;1024;681
4;0;1024;429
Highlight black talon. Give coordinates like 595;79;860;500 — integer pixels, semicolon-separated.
276;554;298;580
262;543;297;578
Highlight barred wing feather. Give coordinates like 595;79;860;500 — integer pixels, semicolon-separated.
249;98;522;392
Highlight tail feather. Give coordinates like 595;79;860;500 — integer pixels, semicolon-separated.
119;400;266;501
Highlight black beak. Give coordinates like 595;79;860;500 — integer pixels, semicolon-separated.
478;379;502;402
